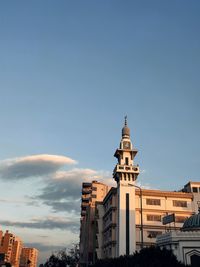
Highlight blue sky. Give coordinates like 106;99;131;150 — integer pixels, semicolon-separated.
0;0;200;264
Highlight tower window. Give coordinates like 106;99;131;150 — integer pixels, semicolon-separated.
125;157;129;165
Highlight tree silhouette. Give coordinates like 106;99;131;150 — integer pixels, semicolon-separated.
92;246;187;267
42;244;79;267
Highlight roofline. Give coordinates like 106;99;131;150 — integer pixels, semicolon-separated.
135;188;193;199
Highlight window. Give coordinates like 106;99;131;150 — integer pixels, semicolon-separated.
146;199;161;206
92;187;97;191
109;229;112;237
125;157;129;165
172;200;187;207
147;214;161;222
192;187;198;193
147;231;162;238
175;216;187;223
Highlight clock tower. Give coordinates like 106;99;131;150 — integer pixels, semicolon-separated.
113;117;140;256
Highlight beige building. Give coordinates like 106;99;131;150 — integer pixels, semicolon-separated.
79;119;200;266
0;230;38;267
0;230;22;267
79;181;110;266
20;248;38;267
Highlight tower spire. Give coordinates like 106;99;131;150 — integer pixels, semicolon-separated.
125;115;128;126
122;115;130;138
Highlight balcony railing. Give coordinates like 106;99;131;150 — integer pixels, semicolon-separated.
82;197;91;202
82;189;92;194
113;164;139;174
82;182;92;188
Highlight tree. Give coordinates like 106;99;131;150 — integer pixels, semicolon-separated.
92;246;187;267
42;244;79;267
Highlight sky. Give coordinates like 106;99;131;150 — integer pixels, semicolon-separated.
0;0;200;265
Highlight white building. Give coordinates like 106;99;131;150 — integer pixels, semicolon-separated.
157;209;200;266
79;119;200;267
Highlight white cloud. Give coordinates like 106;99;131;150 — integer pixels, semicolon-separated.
0;154;77;180
35;168;114;213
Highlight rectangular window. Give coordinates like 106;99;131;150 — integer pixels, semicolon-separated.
125;157;129;165
147;214;161;222
109;229;112;237
172;200;187;207
175;216;187;223
192;187;198;193
92;187;97;191
146;199;161;206
147;231;162;238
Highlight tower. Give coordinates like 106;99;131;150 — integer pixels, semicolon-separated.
113;117;140;256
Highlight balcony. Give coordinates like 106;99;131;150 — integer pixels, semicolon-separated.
82;196;91;202
82;189;92;194
81;210;86;216
113;164;140;174
83;182;92;188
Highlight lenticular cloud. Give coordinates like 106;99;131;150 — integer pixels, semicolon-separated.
0;154;77;180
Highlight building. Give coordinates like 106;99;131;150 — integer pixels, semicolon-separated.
20;248;38;267
0;230;22;267
79;118;200;266
0;230;38;267
79;181;110;266
157;208;200;266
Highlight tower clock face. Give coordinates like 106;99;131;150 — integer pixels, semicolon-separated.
123;141;130;149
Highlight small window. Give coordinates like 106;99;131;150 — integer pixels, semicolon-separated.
147;231;162;238
92;187;97;191
192;187;198;193
146;199;161;206
175;216;187;223
125;157;129;165
173;200;187;207
147;214;161;222
109;229;112;237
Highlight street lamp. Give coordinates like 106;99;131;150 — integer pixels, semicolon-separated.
128;183;144;249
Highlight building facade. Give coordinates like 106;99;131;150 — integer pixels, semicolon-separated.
0;230;22;267
157;208;200;266
79;181;110;266
0;230;38;267
20;248;38;267
79;119;200;266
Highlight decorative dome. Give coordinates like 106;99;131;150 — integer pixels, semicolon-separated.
122;116;130;138
181;209;200;231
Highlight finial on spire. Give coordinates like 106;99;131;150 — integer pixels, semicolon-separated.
122;115;130;138
124;115;128;126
